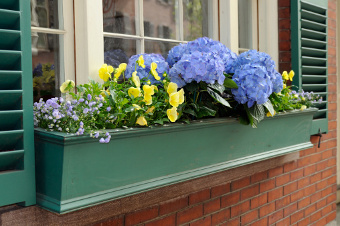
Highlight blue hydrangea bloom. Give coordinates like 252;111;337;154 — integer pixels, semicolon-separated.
125;53;169;84
231;64;273;108
169;51;225;87
167;37;237;74
230;50;283;94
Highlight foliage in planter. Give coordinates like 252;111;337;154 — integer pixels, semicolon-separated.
33;37;322;141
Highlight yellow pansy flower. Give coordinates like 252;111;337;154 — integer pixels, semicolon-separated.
301;105;307;111
150;62;161;80
114;63;127;79
143;85;155;96
288;70;295;81
167;82;178;95
128;87;141;98
138;55;145;68
146;106;155;114
283;84;286;89
99;64;114;82
132;71;140;87
266;111;276;117
132;104;141;110
167;107;178;122
178;88;184;105
151;85;158;92
143;94;152;105
60;80;75;93
136;116;147;126
147;80;151;85
169;92;179;107
100;90;110;96
282;71;289;81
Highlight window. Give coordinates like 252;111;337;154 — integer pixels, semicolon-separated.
31;0;74;102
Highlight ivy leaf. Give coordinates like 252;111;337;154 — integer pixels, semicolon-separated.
263;100;275;116
208;83;225;94
196;106;216;118
223;78;238;89
207;87;231;108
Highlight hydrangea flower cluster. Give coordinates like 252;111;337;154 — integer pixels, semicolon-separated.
169;51;225;87
230;50;283;107
34;95;112;142
167;37;237;87
125;53;169;84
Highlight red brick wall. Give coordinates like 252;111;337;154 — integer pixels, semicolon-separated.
94;0;337;225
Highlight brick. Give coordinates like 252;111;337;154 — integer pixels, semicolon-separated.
310;153;322;164
226;217;240;226
211;208;230;225
321;186;333;197
251;193;267;209
268;187;283;202
159;197;188;215
278;0;290;7
231;201;250;217
328;158;336;167
250;217;268;226
241;210;258;225
241;184;259;201
316;198;327;209
276;196;291;210
327;175;337;185
283;161;297;173
268;210;284;225
284;182;297;196
279;51;291;62
291;169;303;181
304;185;316;196
189;189;210;205
300;147;316;157
303;164;316;176
260;202;275;218
278;7;290;18
310;210;322;222
326;211;336;223
221;192;240;207
291;190;304;203
125;206;159;226
314;216;327;226
279;18;291;29
304;204;316;216
310;173;321;184
251;171;268;183
326;193;336;205
298;178;309;190
269;166;283;178
204;198;220;214
276;217;290;226
297;217;310;226
291;210;304;223
316;180;328;191
100;216;124;226
231;177;250;191
321;204;333;216
298;197;310;209
260;179;275;192
310;191;322;203
284;203;298;217
145;215;176;226
177;205;203;225
321;168;333;179
190;216;211;226
211;183;230;198
298;156;311;168
276;174;290;186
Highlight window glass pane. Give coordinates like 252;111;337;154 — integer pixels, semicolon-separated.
32;33;61;102
143;0;178;39
145;40;178;60
104;37;136;67
238;0;255;49
183;0;209;41
103;0;136;35
31;0;59;29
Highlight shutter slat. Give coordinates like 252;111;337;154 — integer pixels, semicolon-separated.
301;28;326;41
301;65;327;74
302;84;327;92
301;1;327;15
301;47;326;57
301;38;326;49
302;75;327;84
0;150;24;171
0;71;22;90
0;0;19;11
0;110;23;131
301;56;326;66
301;9;326;24
0;29;20;51
301;19;326;32
0;9;20;30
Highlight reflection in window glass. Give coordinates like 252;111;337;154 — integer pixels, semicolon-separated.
104;38;136;67
32;33;60;102
32;0;59;29
143;0;178;39
183;0;209;41
103;0;136;35
145;40;178;60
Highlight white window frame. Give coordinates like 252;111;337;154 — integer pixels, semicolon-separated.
31;0;75;84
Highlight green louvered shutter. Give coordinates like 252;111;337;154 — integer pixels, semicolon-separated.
291;0;328;135
0;0;35;207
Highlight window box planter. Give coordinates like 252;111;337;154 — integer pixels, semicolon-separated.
35;108;316;213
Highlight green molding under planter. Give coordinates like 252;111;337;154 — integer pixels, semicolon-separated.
35;109;316;213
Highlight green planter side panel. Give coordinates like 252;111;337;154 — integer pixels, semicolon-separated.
0;0;36;207
291;0;329;135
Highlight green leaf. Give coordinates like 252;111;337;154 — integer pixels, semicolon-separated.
121;98;129;106
247;104;266;128
184;82;199;93
208;83;225;94
223;78;238;89
183;108;197;117
124;106;136;113
207;87;231;108
263;100;275;116
196;106;216;118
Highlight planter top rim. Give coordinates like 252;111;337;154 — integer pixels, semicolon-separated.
34;108;317;144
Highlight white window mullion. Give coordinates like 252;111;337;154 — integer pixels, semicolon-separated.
219;0;238;53
74;0;104;84
178;0;184;41
135;0;144;53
